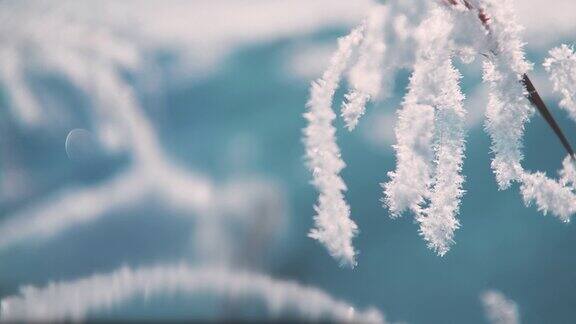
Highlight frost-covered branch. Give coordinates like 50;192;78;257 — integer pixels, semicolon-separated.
383;103;435;217
519;171;576;222
0;168;146;250
342;5;387;130
303;26;364;267
472;0;576;221
0;264;385;323
415;9;466;255
544;44;576;122
477;0;534;189
384;8;466;255
304;0;576;262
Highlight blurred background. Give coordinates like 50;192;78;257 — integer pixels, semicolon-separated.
0;0;575;322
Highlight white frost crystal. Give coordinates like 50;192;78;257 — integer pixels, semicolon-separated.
304;0;576;263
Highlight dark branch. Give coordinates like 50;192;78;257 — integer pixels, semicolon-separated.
443;0;575;159
523;74;575;159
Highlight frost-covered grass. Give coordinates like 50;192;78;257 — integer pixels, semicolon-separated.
304;0;576;264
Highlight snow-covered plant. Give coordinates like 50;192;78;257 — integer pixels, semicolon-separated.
303;26;364;267
0;264;384;323
544;44;576;122
303;0;576;265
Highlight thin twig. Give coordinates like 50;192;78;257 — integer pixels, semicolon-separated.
523;74;575;158
443;0;576;159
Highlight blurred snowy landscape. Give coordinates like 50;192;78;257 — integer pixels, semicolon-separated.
1;0;576;322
